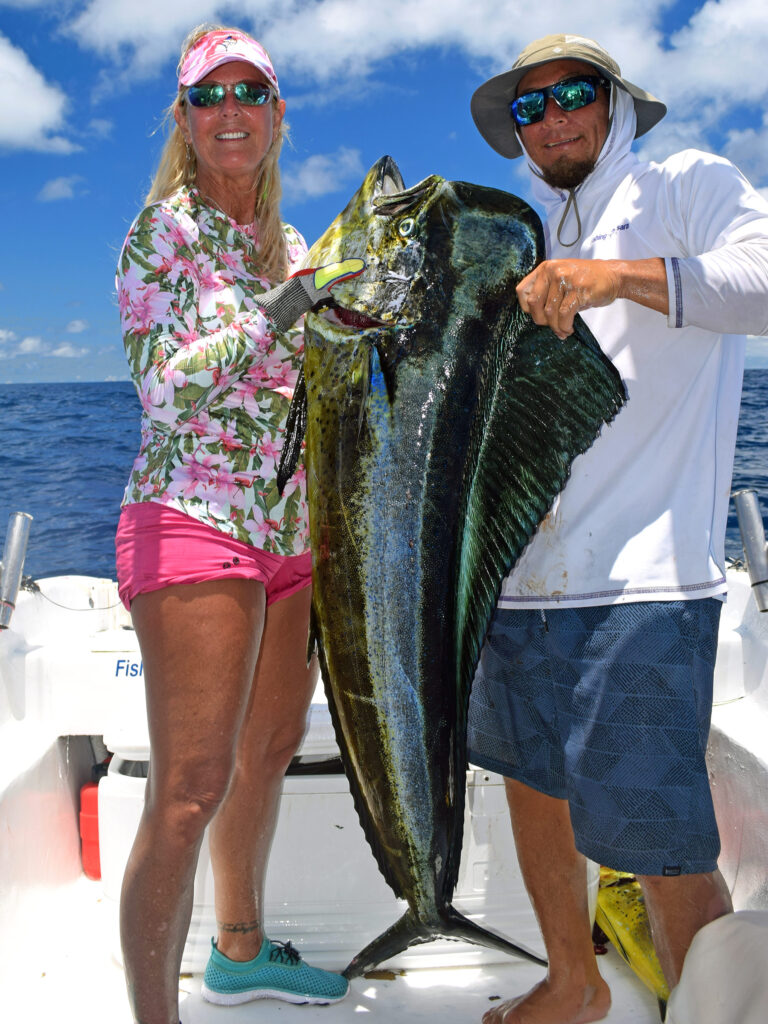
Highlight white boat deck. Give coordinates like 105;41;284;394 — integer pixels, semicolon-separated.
4;561;768;1024
18;875;661;1024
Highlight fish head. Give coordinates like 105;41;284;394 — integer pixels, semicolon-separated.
306;155;545;339
306;155;450;333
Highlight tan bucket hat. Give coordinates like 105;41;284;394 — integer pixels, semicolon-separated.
471;33;666;159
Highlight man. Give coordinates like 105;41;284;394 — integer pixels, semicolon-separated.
466;33;768;1024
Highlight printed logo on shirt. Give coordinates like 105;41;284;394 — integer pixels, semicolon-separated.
589;222;630;244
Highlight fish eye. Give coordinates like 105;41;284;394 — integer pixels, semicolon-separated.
398;218;415;237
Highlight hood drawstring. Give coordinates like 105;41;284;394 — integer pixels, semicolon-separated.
556;188;582;248
529;163;585;248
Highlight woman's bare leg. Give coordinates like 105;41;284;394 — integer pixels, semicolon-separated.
208;584;318;960
120;579;266;1024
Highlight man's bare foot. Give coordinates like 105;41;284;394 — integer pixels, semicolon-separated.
481;976;611;1024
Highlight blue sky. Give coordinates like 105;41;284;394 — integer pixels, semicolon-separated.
2;0;768;383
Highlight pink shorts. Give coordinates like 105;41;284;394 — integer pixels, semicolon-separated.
115;503;312;610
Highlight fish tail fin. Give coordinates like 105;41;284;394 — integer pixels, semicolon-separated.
342;906;546;979
276;365;307;495
438;904;546;967
343;909;430;978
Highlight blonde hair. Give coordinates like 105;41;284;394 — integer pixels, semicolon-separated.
146;23;289;281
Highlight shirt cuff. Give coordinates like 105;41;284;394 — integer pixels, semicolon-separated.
665;256;684;329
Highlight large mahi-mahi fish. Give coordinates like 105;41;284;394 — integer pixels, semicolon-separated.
279;156;626;978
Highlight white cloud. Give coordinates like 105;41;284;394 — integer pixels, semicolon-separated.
9;0;768;195
60;0;670;87
37;175;87;201
66;0;270;84
283;146;365;201
54;2;768;188
661;0;768;107
0;328;90;358
88;118;113;138
722;114;768;186
18;336;44;354
0;32;78;152
51;342;90;358
66;319;89;333
261;1;668;87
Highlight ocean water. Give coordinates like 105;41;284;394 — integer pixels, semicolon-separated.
2;373;767;581
2;382;141;580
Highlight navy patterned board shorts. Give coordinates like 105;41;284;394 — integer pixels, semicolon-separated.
466;600;722;877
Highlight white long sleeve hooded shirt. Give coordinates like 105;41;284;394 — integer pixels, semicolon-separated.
499;88;768;608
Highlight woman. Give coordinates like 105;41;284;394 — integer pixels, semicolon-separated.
115;24;361;1024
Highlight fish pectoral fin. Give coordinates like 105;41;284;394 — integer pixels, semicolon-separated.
355;342;394;441
372;340;397;404
307;601;320;665
276;365;308;495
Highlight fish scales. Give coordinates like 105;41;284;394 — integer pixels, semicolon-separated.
282;156;626;976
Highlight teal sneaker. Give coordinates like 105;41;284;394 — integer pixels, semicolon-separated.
201;937;350;1006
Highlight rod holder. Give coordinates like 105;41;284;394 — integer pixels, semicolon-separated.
733;489;768;613
0;511;33;629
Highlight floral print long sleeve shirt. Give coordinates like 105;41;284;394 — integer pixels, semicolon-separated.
117;186;310;556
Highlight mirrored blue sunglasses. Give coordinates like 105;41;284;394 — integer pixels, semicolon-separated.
510;75;609;127
186;81;274;108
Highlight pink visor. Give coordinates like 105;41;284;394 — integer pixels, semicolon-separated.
178;29;279;94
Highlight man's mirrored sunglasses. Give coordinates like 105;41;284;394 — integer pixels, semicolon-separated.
187;81;274;108
510;75;609;127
